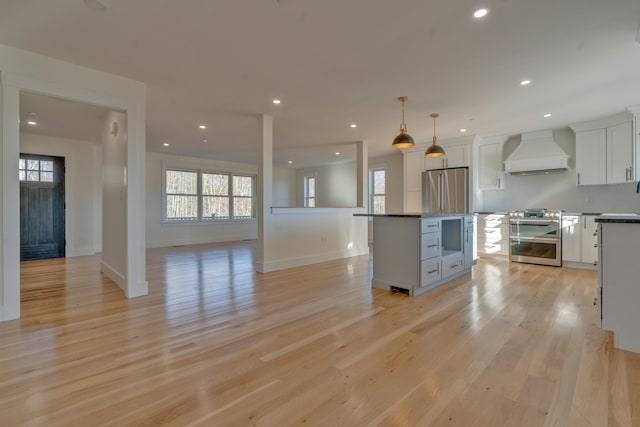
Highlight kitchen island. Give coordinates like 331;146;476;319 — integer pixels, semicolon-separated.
354;213;476;296
595;214;640;354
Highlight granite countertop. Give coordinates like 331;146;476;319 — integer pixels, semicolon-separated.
353;213;472;218
595;213;640;224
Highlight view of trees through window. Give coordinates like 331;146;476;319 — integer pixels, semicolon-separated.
370;169;386;214
304;176;316;207
19;158;54;183
166;169;255;221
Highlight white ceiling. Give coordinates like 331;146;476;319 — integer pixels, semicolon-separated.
2;0;640;168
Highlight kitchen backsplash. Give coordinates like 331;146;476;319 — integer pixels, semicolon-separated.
479;128;640;213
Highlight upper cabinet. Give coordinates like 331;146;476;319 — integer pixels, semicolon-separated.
476;135;508;191
571;111;636;186
425;144;470;170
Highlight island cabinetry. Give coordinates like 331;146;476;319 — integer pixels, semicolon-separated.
366;214;473;296
596;217;640;354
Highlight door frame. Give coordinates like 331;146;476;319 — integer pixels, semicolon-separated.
1;64;147;321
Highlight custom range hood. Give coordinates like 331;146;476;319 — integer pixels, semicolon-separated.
504;130;569;175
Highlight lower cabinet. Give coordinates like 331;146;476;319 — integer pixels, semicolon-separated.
477;214;509;258
598;221;640;353
561;214;599;269
370;215;475;296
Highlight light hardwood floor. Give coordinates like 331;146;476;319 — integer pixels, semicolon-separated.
2;241;639;426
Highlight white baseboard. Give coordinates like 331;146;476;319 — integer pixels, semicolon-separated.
562;261;598;270
147;233;257;248
66;248;96;257
100;260;126;290
255;247;370;273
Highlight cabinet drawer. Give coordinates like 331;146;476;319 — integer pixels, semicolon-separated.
442;253;464;278
477;239;508;255
421;260;441;287
421;234;441;260
421;220;440;234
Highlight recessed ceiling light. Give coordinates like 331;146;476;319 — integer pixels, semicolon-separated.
272;99;281;105
199;124;207;129
473;8;488;18
543;113;552;118
163;142;170;147
203;139;208;143
28;112;37;116
287;160;293;164
460;128;467;133
83;0;107;12
520;80;531;86
27;121;37;126
335;152;341;156
350;124;357;128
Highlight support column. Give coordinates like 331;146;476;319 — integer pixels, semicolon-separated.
256;114;273;272
356;140;368;209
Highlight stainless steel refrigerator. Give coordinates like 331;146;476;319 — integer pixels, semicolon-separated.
422;167;469;214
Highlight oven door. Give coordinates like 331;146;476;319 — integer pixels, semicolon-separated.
509;236;561;266
510;220;560;239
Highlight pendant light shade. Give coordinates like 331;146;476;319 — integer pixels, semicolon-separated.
392;96;415;148
425;113;446;157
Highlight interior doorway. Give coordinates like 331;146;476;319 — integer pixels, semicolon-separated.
19;153;65;260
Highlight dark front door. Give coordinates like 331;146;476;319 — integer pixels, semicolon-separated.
19;154;65;260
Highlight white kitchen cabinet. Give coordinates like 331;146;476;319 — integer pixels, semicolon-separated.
425;144;469;170
478;143;504;190
476;214;509;258
403;150;425;212
561;215;581;263
598;220;640;353
561;214;598;269
607;121;634;184
575;129;606;186
571;112;634;186
580;215;599;266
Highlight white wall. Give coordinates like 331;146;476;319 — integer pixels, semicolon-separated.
480;128;640;213
272;166;295;207
101;112;127;289
295;161;357;207
145;151;258;248
20;133;102;256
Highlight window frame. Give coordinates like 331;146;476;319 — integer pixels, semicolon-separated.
303;175;316;207
162;166;257;223
369;167;386;215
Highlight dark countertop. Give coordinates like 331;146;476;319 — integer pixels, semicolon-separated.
595;214;640;224
354;213;472;218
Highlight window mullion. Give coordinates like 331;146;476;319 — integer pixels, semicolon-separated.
228;173;233;219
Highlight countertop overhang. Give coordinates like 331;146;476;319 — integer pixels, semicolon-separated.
595;214;640;224
353;213;471;218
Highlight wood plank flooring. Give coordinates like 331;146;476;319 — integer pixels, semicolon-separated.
1;241;639;426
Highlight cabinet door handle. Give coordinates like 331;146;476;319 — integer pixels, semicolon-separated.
427;269;439;274
594;261;598;266
427;244;438;248
577;173;581;185
594;243;598;248
626;167;630;181
497;178;501;188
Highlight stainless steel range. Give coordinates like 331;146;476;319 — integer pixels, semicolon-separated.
509;208;562;266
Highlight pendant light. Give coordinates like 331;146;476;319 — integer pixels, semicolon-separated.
392;96;415;148
425;113;446;157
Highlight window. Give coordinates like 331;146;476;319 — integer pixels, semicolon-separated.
369;168;386;214
165;169;256;221
19;158;54;183
304;176;316;207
